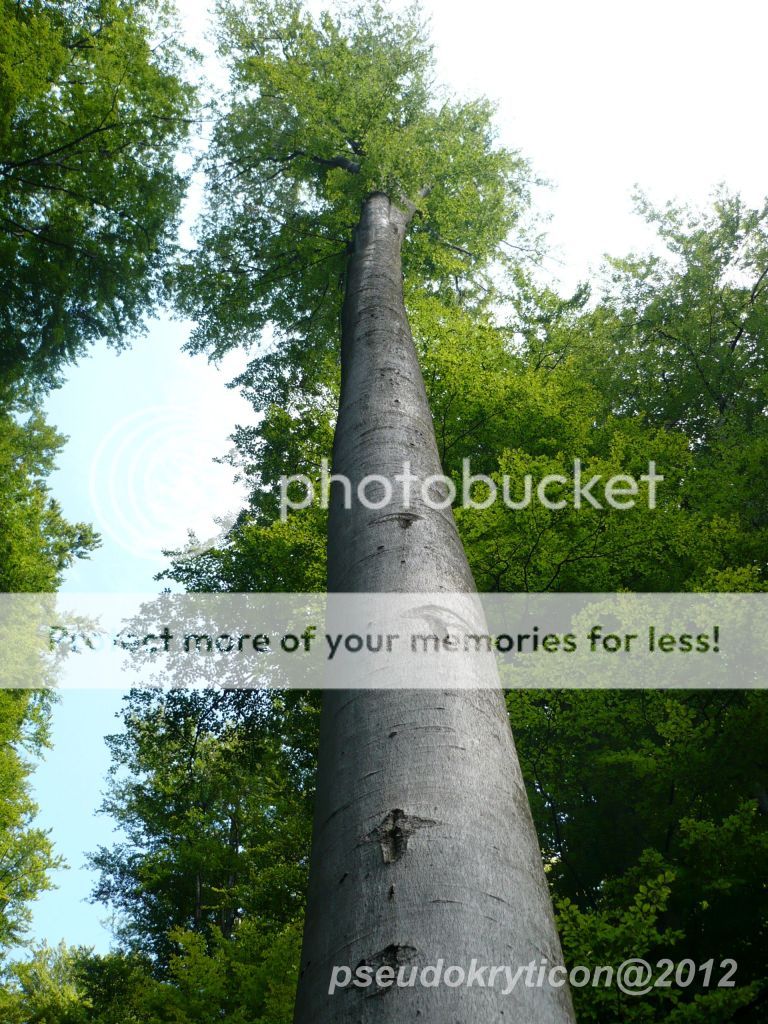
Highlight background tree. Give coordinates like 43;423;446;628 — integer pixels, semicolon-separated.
0;0;196;402
0;410;98;591
87;688;317;970
0;690;60;961
0;410;98;966
0;0;195;998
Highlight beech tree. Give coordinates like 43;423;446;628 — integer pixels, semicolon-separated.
179;1;573;1020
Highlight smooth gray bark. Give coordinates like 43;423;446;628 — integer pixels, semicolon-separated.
293;193;575;1023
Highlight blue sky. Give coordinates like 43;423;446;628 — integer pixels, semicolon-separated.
24;0;768;956
29;322;254;951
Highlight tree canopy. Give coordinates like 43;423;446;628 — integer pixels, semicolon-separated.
0;0;195;400
177;0;532;409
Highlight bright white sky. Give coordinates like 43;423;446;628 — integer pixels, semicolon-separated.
32;0;768;951
424;0;768;289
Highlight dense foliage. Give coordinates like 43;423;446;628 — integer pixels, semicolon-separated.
0;0;194;1003
0;0;195;400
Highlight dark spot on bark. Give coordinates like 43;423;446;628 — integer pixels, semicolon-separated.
388;884;395;900
388;730;397;738
356;943;419;996
360;808;438;863
369;511;424;529
338;872;348;886
377;544;384;550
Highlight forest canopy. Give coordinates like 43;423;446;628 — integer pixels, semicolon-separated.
0;1;766;1022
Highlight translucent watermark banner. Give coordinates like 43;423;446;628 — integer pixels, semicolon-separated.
1;592;766;690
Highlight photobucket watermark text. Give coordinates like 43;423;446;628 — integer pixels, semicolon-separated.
280;459;663;521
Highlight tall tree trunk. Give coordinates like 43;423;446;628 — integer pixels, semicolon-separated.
293;193;575;1023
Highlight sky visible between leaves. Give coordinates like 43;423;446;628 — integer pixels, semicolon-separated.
28;0;768;953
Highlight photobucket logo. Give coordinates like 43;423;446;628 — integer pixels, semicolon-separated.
279;459;663;521
88;405;240;561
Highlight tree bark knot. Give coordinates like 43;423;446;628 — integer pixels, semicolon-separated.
369;511;423;530
361;808;438;863
356;943;419;996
